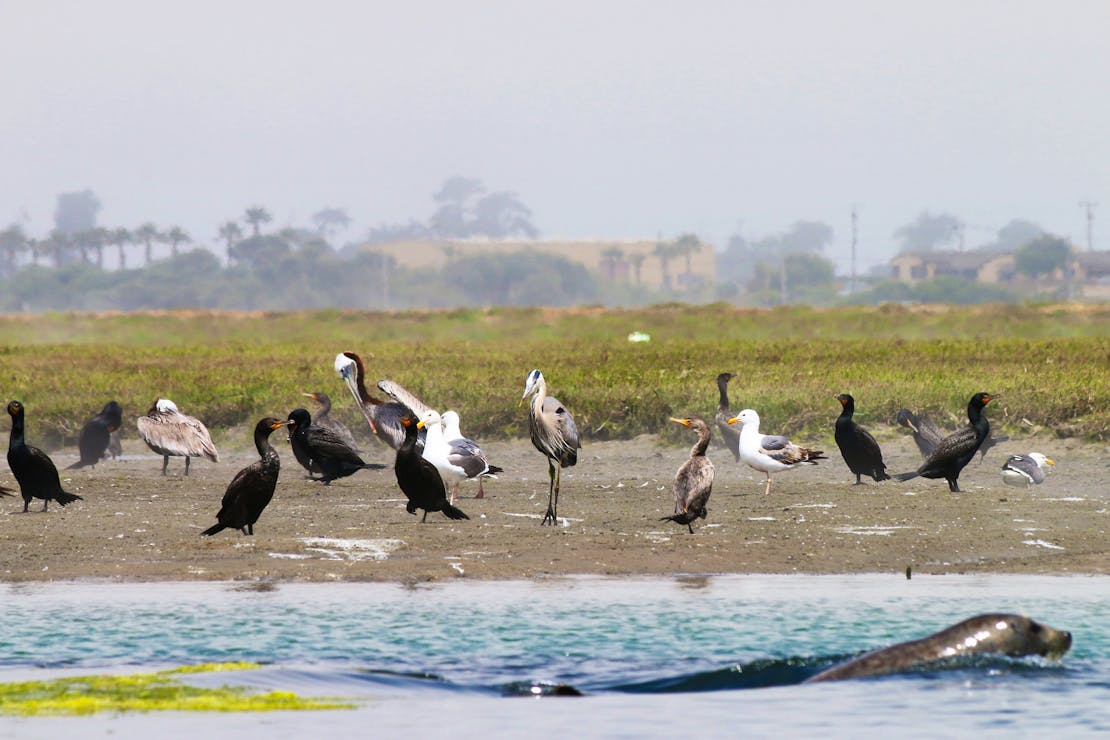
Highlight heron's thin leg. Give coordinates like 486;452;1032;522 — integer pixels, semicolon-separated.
542;458;556;525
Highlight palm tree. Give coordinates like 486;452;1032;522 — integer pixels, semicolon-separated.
45;229;73;268
0;224;29;277
653;240;675;290
135;223;160;266
600;246;625;280
674;233;702;276
628;253;646;286
110;227;132;270
244;206;272;237
165;226;191;257
311;207;351;239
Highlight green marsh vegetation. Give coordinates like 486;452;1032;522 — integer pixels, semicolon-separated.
0;303;1106;449
0;663;352;715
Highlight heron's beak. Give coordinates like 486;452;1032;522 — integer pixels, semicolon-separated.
726;416;739;425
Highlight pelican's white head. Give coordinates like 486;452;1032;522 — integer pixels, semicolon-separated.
522;369;544;400
334;352;356;380
155;398;178;413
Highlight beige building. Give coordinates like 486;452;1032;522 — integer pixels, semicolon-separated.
362;238;716;290
890;251;1016;284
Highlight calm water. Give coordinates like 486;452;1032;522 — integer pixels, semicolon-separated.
1;575;1107;738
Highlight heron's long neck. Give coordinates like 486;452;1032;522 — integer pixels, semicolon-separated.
529;381;547;417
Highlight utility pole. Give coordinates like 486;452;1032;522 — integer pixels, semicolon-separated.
1079;201;1096;251
850;206;858;294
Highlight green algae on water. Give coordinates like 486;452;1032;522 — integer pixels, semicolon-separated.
0;662;354;716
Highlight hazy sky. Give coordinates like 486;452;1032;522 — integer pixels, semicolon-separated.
3;1;1108;274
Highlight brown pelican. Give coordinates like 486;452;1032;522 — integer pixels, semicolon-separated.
333;352;431;450
521;369;581;525
136;398;219;476
201;417;291;536
834;394;890;484
894;393;994;492
661;416;714;533
727;409;826;495
7;400;83;512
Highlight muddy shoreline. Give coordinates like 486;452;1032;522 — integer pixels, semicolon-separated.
1;433;1107;582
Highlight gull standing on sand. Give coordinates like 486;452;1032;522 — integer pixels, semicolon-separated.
521;369;581;525
440;410;502;502
1001;453;1055;488
136;398;219;476
661;416;714;533
728;409;826;495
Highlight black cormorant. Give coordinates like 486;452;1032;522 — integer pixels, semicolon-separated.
715;372;741;463
894;393;994;492
7;400;83;512
834;394;891;484
394;413;469;522
286;408;384;484
67;401;123;470
201;417;291;536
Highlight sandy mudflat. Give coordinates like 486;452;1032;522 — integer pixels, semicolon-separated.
1;432;1107;582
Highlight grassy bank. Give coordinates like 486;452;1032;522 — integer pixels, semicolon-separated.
0;303;1106;449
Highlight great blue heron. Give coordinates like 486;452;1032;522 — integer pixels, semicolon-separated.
136;398;219;476
333;352;431;450
7;400;83;512
894;392;994;492
286;408;385;484
521;369;580;525
727;409;826;495
394;414;469;523
661;416;714;533
67;401;123;470
714;373;741;462
1001;452;1054;487
833;394;891;484
201;417;291;536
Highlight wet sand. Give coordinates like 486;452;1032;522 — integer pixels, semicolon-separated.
1;433;1107;582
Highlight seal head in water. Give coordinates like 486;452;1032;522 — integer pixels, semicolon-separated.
805;613;1071;683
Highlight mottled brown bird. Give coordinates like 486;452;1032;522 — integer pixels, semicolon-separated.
661;416;714;533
